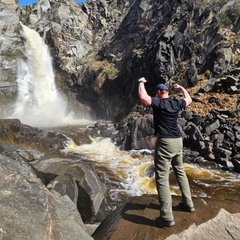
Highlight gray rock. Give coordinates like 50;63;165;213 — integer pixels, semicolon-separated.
47;174;79;205
199;78;218;92
130;114;156;150
167;209;240;240
185;122;205;141
32;158;106;221
0;3;23;111
204;119;220;135
213;147;232;160
0;153;93;240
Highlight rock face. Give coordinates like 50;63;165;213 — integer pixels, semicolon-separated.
0;153;93;240
0;2;23;109
0;0;17;10
0;0;239;121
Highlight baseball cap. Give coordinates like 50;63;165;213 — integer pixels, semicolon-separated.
156;83;168;91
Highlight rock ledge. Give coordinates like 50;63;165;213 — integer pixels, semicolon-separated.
92;195;240;240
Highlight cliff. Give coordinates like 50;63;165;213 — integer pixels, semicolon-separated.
0;0;239;120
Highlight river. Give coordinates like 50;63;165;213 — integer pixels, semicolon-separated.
60;131;240;211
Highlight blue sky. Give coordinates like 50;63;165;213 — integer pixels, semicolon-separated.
19;0;85;7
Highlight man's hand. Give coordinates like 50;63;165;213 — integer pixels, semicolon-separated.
138;77;147;83
173;83;181;89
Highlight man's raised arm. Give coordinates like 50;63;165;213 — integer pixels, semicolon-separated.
138;77;152;106
174;84;192;106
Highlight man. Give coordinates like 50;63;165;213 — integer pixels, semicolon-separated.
138;77;195;228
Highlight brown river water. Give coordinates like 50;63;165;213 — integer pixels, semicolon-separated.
60;134;240;209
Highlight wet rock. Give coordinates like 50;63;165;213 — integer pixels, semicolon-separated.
0;3;22;111
0;119;91;157
130;114;156;150
233;158;240;172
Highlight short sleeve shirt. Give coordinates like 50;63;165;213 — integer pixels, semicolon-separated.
151;97;186;138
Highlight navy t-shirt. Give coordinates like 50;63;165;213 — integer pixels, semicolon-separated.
151;97;186;138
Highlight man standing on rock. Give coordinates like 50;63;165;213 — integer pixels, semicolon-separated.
138;77;195;228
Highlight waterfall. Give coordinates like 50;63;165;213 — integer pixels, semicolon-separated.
10;24;79;127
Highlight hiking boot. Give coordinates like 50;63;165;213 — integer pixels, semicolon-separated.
155;217;175;228
178;202;195;213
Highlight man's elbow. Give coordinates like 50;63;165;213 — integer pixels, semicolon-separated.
139;98;146;105
139;96;145;103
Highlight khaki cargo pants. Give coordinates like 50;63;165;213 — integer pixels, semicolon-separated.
154;137;194;221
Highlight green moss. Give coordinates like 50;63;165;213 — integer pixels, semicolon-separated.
86;50;93;57
103;66;119;80
103;68;113;75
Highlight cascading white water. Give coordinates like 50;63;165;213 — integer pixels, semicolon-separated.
63;137;240;203
10;24;80;127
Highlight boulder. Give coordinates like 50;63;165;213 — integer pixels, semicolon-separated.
204;119;220;135
0;153;93;240
32;157;107;222
130;114;156;150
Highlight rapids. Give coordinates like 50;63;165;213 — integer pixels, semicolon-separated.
62;135;240;209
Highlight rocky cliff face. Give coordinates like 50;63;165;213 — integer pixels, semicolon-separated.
0;0;17;10
0;2;23;108
0;0;239;121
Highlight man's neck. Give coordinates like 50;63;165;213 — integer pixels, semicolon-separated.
160;93;169;99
